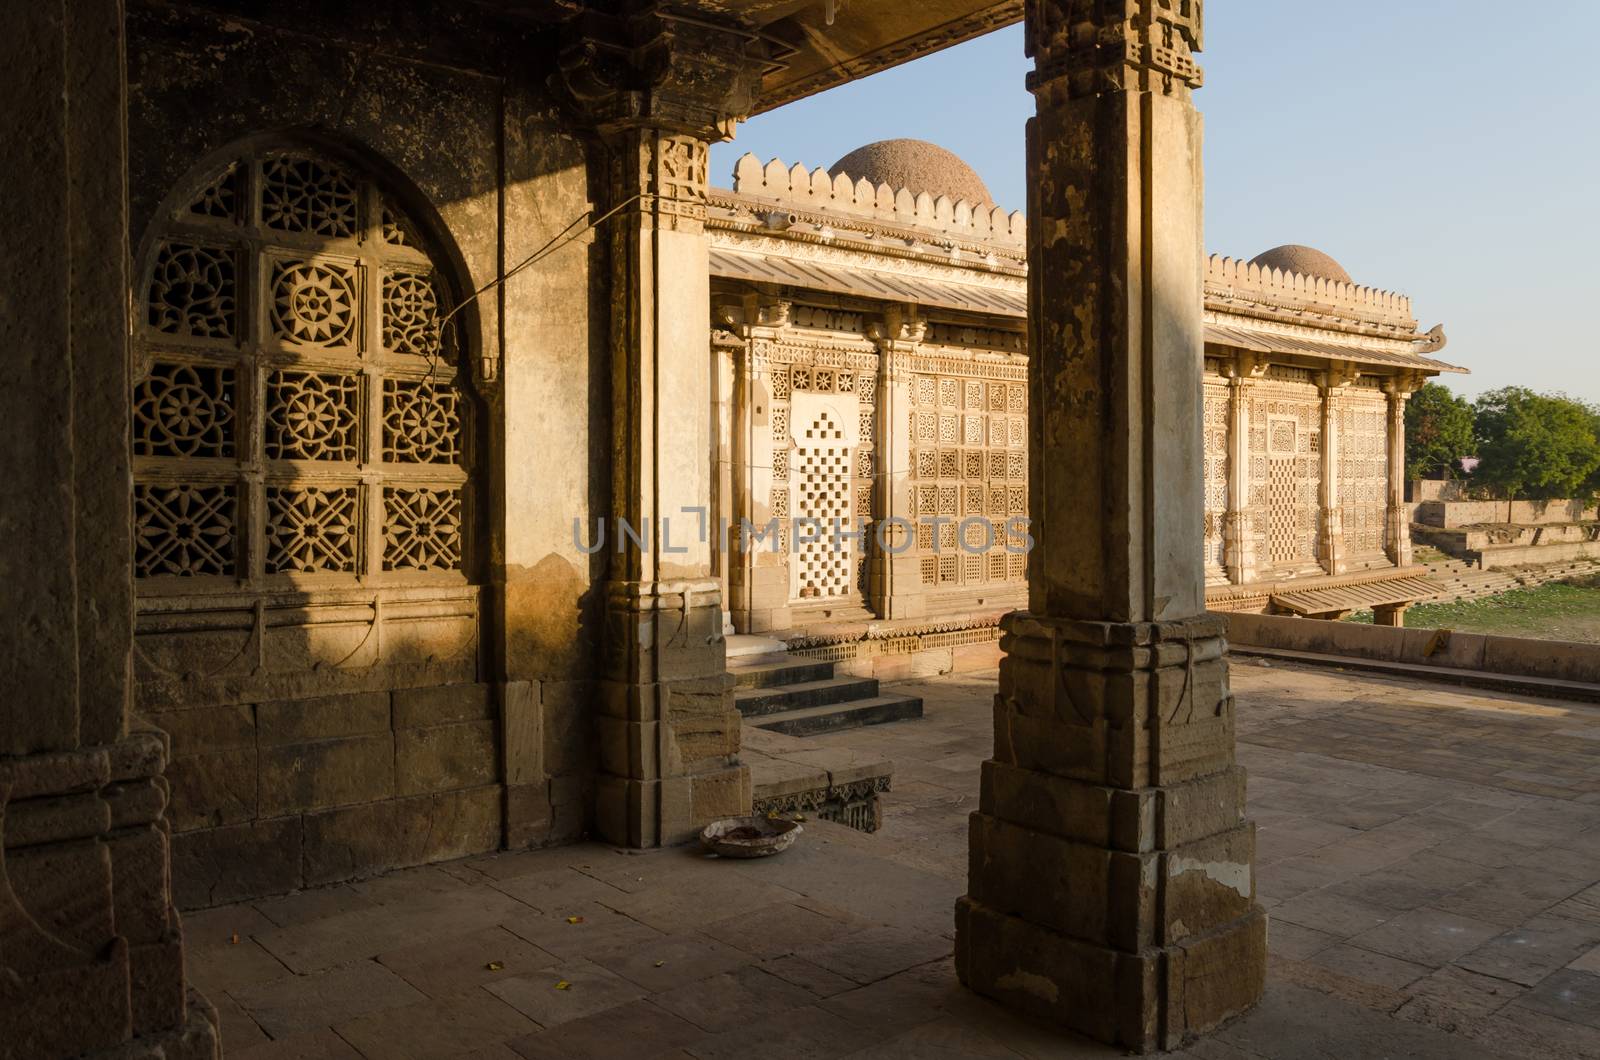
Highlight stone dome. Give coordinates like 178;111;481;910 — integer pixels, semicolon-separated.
829;139;993;206
1248;244;1354;285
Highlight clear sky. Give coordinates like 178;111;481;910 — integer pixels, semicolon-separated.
711;1;1600;405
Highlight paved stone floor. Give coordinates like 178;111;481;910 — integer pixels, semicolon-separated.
190;659;1600;1058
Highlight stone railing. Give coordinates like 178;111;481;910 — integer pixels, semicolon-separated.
728;152;1026;248
1205;254;1416;331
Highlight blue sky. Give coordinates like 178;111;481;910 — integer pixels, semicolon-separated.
712;1;1600;404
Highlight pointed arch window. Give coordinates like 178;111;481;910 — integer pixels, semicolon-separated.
132;144;470;587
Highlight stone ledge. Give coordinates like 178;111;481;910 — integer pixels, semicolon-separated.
743;724;892;833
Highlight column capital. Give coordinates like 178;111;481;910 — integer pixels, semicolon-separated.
1383;372;1423;400
868;304;927;355
554;5;763;141
715;295;791;339
1223;351;1268;381
1320;361;1361;394
1025;0;1204;99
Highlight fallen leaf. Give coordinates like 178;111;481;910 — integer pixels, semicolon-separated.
486;961;504;972
555;980;571;991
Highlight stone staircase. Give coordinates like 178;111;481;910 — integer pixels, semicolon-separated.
729;655;923;736
1413;549;1600;604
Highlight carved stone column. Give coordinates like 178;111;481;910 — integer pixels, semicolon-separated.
719;296;793;634
869;306;927;620
955;3;1266;1051
1222;356;1262;584
1319;366;1358;575
1384;376;1416;568
0;2;218;1055
559;9;761;845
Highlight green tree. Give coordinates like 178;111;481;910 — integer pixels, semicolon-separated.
1471;387;1600;503
1404;382;1474;480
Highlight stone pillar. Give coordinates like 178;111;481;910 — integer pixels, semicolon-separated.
1373;603;1409;627
955;3;1266;1052
1384;377;1415;568
559;11;760;846
720;296;793;634
870;306;927;620
1319;368;1356;575
0;1;218;1054
1222;357;1261;584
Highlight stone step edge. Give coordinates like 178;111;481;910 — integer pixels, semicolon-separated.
750;694;926;733
745;752;893;834
729;657;838;689
733;676;881;714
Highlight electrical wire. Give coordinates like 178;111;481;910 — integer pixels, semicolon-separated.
421;192;644;383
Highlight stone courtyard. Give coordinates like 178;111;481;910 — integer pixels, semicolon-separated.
189;662;1600;1059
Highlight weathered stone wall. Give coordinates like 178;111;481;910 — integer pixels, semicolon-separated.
127;1;605;905
1415;498;1600;528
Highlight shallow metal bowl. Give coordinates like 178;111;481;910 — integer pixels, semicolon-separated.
700;815;802;858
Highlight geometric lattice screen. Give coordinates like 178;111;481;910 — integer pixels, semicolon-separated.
792;408;854;600
133;145;468;584
909;372;1027;588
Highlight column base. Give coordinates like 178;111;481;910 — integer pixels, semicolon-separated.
1222;511;1256;585
595;762;750;847
956;897;1266;1053
595;579;747;847
1319;507;1346;575
957;613;1266;1051
1;733;220;1058
1385;504;1412;568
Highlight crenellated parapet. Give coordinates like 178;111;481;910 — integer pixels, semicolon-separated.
1206;254;1418;334
729;152;1026;248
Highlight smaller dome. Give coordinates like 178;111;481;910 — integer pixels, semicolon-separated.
829;139;993;206
1248;245;1354;285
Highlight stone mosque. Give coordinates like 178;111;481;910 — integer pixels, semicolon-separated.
0;2;1489;1056
709;137;1462;656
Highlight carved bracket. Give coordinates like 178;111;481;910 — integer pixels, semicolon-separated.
553;6;764;141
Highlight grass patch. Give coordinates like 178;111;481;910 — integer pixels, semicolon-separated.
1347;578;1600;643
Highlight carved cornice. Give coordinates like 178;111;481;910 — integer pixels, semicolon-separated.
1026;0;1204;100
553;5;764;140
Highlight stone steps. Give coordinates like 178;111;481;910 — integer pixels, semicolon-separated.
730;654;923;735
1413;555;1600;604
729;657;834;689
747;694;926;737
735;675;882;717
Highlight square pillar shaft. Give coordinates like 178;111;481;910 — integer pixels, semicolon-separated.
0;2;218;1054
1385;382;1414;567
592;128;747;847
956;4;1265;1052
556;12;762;846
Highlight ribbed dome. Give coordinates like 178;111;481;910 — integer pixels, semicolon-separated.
829;139;993;206
1248;245;1354;285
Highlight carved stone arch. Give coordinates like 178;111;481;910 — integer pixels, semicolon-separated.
130;132;485;591
133;129;487;385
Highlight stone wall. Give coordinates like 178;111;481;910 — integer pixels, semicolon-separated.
126;1;606;905
1408;478;1470;502
1414;498;1599;527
